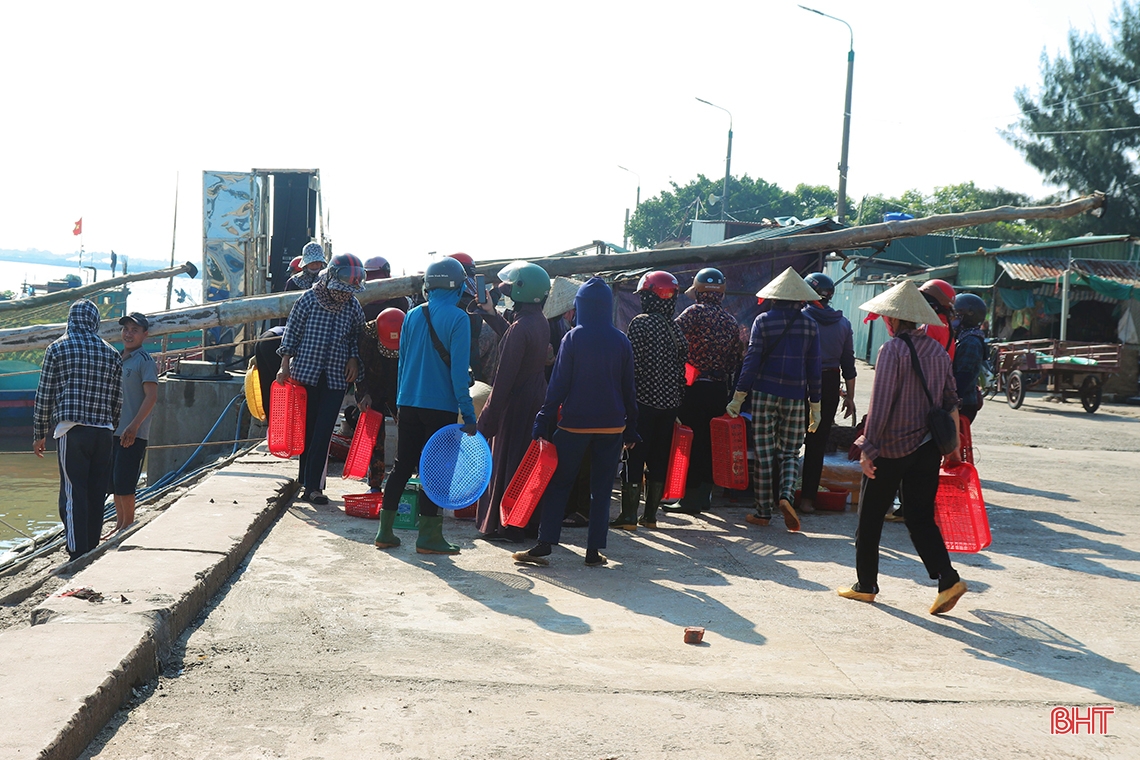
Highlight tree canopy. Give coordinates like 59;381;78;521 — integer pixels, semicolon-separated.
626;177;1045;249
1005;1;1140;235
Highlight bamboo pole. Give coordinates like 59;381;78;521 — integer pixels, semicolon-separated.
0;262;199;313
0;192;1106;353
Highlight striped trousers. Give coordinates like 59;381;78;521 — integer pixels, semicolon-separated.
749;391;805;519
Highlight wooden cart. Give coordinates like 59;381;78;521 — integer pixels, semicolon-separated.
993;339;1120;413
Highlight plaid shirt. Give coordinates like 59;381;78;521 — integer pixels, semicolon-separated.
278;289;364;390
856;329;959;461
33;300;123;441
736;306;822;402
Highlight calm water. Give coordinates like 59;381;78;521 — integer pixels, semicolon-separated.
1;257;198;550
0;449;64;550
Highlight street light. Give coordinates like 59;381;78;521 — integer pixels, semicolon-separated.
618;165;641;250
800;4;854;225
695;97;733;221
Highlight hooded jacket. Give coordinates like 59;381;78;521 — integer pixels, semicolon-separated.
396;286;477;424
802;303;857;379
33;299;123;441
533;278;639;441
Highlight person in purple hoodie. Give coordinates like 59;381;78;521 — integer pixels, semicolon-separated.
800;273;857;513
512;278;640;567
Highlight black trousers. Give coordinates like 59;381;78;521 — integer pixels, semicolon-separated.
57;425;112;560
855;440;956;592
802;369;842;500
622;402;677;485
381;406;457;518
678;379;729;487
299;374;346;493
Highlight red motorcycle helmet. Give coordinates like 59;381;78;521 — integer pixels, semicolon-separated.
364;256;391;280
289;256;302;274
448;252;476;276
376;308;404;351
636;270;679;299
919;279;955;313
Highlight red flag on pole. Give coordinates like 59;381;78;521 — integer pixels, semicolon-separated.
73;218;83;236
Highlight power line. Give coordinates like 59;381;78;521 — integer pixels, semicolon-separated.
1029;125;1140;135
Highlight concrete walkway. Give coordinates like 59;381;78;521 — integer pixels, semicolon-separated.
3;394;1139;759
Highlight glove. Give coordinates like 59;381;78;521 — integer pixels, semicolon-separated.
808;401;822;433
462;422;477;436
725;391;748;418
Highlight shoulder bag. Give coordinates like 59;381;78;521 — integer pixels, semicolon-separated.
899;333;958;456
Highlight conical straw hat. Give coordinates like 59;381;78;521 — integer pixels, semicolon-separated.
755;267;820;302
858;280;941;325
543;276;584;319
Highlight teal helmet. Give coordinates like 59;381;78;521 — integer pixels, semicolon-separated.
423;257;466;293
496;261;551;304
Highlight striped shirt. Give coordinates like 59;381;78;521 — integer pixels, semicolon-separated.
855;329;959;461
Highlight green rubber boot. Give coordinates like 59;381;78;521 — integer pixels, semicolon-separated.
374;509;401;549
610;482;641;530
640;480;665;528
416;515;460;555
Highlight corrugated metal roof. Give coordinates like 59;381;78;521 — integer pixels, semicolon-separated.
713;217;844;245
980;234;1132;255
996;255;1140;286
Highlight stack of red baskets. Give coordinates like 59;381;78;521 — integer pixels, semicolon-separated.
501;438;558;528
342;409;384;479
934;462;991;552
663;423;694;501
343;493;383;519
710;414;749;490
268;380;307;459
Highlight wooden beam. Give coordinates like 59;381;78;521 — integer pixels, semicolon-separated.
0;262;200;313
0;192;1105;353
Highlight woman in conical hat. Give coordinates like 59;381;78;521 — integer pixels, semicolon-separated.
725;267;823;532
838;280;968;615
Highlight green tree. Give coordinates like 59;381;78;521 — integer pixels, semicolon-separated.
626;174;799;248
853;183;1041;243
1004;1;1140;234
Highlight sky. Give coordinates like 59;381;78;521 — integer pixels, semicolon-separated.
0;0;1125;282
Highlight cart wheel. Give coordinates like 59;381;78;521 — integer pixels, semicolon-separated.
1007;370;1026;409
1080;375;1102;413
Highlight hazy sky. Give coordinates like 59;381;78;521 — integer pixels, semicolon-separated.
0;0;1123;279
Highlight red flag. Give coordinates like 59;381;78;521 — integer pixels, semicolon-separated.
73;218;83;236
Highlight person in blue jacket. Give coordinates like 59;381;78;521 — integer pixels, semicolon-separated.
374;257;478;555
513;277;640;567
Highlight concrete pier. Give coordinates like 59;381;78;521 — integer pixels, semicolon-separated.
1;390;1138;759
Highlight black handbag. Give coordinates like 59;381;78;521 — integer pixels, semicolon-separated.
899;334;958;456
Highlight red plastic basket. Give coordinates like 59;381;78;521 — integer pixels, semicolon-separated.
934;462;991;553
501;438;558;528
794;488;850;511
710;414;749;490
959;416;974;465
268;380;307;458
663;423;694;501
344;493;382;519
343;409;384;479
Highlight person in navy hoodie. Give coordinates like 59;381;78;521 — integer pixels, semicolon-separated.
513;278;639;567
800;273;857;513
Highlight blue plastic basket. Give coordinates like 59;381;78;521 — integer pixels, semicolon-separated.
418;424;493;510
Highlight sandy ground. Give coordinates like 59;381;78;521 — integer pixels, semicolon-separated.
77;384;1140;759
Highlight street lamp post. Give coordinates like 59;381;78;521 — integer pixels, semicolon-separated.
800;5;854;225
695;97;733;222
618;165;641;249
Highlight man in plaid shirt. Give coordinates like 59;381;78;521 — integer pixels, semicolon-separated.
33;299;123;561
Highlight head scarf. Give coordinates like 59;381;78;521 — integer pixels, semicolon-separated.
695;290;724;307
638;289;678;318
313;271;355;313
